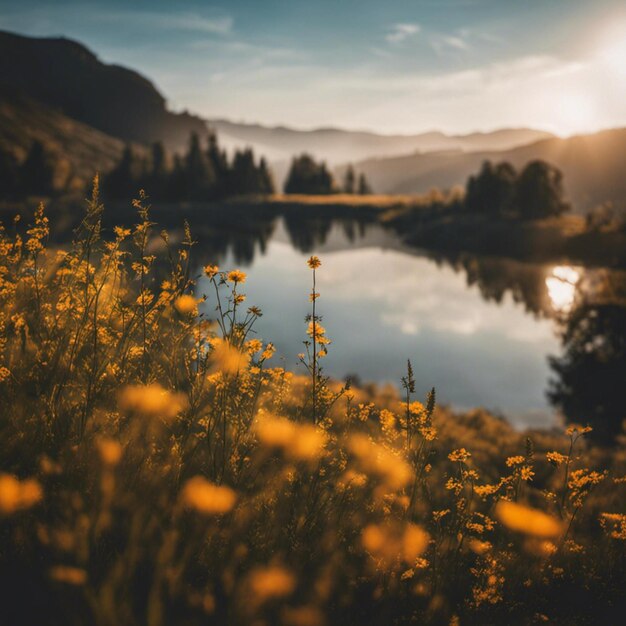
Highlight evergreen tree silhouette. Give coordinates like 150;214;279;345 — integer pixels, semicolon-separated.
167;154;186;201
185;132;215;199
343;165;355;194
0;149;18;197
357;173;372;195
258;157;275;194
206;131;231;197
20;140;54;195
146;141;167;198
284;154;335;194
103;144;138;199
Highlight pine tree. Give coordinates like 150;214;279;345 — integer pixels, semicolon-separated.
146;142;167;198
258;157;275;194
103;145;138;199
167;154;186;201
185;132;215;200
0;149;19;197
20;140;54;196
343;165;355;194
284;154;335;195
357;173;372;195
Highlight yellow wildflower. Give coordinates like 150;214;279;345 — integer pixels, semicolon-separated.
307;321;331;345
546;451;568;466
469;539;492;555
565;424;593;436
204;264;219;278
97;438;123;467
448;448;471;463
174;294;198;316
362;522;429;567
599;513;626;540
254;413;328;462
348;433;412;489
0;474;43;515
248;565;296;603
181;477;237;515
307;256;321;269
261;342;276;361
495;500;562;539
209;338;250;375
245;339;263;354
227;269;246;284
118;384;187;419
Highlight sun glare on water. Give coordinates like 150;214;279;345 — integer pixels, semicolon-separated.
545;266;580;312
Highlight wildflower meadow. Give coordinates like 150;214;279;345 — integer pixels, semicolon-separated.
0;181;624;626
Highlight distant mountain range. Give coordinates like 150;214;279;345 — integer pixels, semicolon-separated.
207;119;554;165
1;28;625;211
0;30;206;152
343;128;626;212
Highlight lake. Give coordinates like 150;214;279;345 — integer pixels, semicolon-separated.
194;212;589;429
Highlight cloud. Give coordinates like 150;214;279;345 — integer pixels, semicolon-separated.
429;32;471;55
386;23;420;44
95;10;233;36
158;13;233;35
440;35;469;50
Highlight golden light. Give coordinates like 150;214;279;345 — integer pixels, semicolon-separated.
545;266;580;312
594;19;626;80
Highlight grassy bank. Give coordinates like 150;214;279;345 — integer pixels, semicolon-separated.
0;187;625;625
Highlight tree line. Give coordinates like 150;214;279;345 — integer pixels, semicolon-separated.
0;140;55;197
464;159;570;219
103;132;274;201
284;154;372;195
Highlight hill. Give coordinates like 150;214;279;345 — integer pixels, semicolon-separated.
0;30;206;151
348;128;626;212
0;91;144;193
208;118;554;166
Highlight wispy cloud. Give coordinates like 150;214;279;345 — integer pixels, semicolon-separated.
430;32;471;55
386;23;420;44
97;10;233;35
441;35;469;50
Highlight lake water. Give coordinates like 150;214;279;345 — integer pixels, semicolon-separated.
196;215;575;429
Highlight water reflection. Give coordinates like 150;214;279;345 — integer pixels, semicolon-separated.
548;269;626;442
546;266;580;313
162;203;624;436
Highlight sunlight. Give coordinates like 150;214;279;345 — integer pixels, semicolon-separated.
545;266;580;312
594;19;626;80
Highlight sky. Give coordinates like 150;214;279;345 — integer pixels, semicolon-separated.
1;0;625;136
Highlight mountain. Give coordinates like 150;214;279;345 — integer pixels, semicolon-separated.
207;118;555;165
345;128;626;212
0;91;142;193
0;30;206;151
